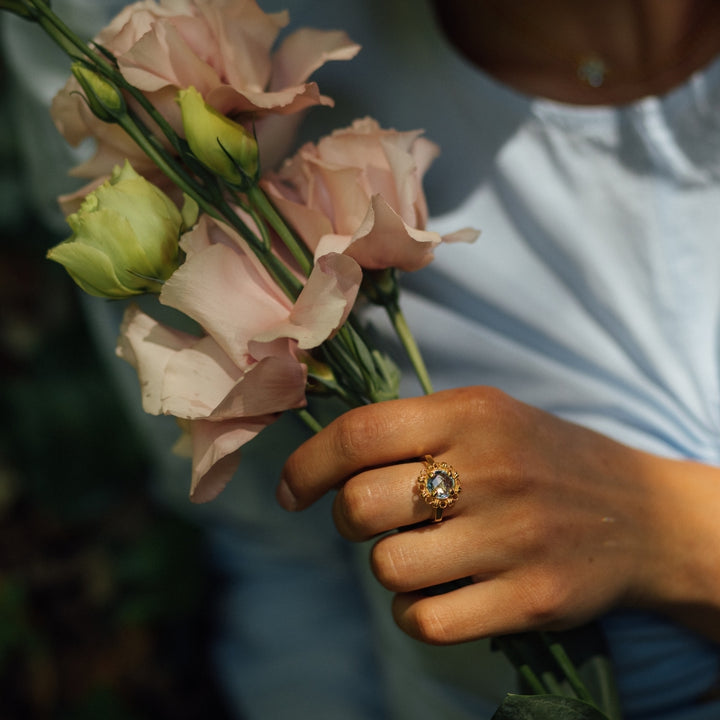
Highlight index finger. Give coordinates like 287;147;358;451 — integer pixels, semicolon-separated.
277;396;436;511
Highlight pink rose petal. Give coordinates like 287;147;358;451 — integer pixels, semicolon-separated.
160;216;291;364
253;253;361;348
271;28;360;90
262;118;472;272
51;0;357;183
317;195;440;272
116;304;198;415
213;354;307;418
188;414;278;503
161;334;244;418
441;227;481;244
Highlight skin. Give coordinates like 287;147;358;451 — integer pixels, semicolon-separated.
278;389;720;645
278;1;720;648
434;0;720;105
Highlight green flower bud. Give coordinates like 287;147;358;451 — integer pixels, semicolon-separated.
48;160;196;298
177;86;259;186
71;63;127;123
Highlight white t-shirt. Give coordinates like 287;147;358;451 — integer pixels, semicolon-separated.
257;1;720;717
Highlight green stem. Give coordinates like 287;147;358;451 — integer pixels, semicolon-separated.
541;632;597;706
24;0;185;156
118;116;209;206
494;637;548;696
319;338;372;407
386;300;433;395
539;669;566;697
247;184;314;277
112;77;186;157
2;1;35;20
294;408;324;434
312;381;360;409
25;0;107;62
335;324;388;403
255;246;305;302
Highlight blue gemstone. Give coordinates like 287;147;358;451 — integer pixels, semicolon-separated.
427;470;454;499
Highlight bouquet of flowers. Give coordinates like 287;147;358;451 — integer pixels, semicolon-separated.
2;1;620;718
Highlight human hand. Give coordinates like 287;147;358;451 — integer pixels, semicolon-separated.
278;387;719;644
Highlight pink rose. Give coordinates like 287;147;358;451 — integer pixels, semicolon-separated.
51;0;360;179
116;304;300;502
263;117;479;272
160;213;361;359
116;213;362;501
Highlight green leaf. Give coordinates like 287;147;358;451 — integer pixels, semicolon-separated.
370;348;401;401
492;694;611;720
345;323;377;384
493;626;622;720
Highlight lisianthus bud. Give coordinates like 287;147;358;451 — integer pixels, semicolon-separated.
177;86;259;186
71;63;126;123
48;160;197;298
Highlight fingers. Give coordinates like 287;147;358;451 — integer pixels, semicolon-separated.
277;387;506;511
369;516;505;591
332;450;470;540
274;385;643;645
332;461;430;540
278;395;442;510
391;571;582;645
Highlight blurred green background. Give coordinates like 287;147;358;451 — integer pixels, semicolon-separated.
0;34;234;720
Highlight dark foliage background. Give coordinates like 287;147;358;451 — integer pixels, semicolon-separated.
0;50;234;720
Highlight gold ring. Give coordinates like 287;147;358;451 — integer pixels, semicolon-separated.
417;454;461;522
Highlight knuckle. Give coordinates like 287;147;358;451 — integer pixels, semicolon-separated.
489;454;534;495
461;385;513;420
281;453;310;497
331;408;387;464
453;387;538;483
408;602;454;645
516;569;570;628
371;539;414;592
506;513;548;555
336;479;376;539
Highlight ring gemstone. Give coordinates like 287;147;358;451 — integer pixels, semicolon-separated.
426;469;455;499
417;455;461;522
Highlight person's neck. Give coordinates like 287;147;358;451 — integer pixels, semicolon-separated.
433;0;720;105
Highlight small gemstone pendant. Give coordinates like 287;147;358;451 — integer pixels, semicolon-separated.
577;54;608;88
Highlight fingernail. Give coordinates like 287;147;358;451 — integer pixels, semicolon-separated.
276;477;298;511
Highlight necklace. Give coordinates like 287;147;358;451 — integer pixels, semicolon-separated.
576;54;609;88
481;0;720;95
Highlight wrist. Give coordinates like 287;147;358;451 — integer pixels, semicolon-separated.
627;453;720;642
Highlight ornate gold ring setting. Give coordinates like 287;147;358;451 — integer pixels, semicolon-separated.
417;454;461;522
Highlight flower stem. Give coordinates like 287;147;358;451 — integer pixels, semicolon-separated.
118;116;207;206
494;637;548;695
247;184;314;277
294;408;324;434
541;632;597;706
23;0;186;156
385;299;433;395
319;334;374;407
24;0;104;61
